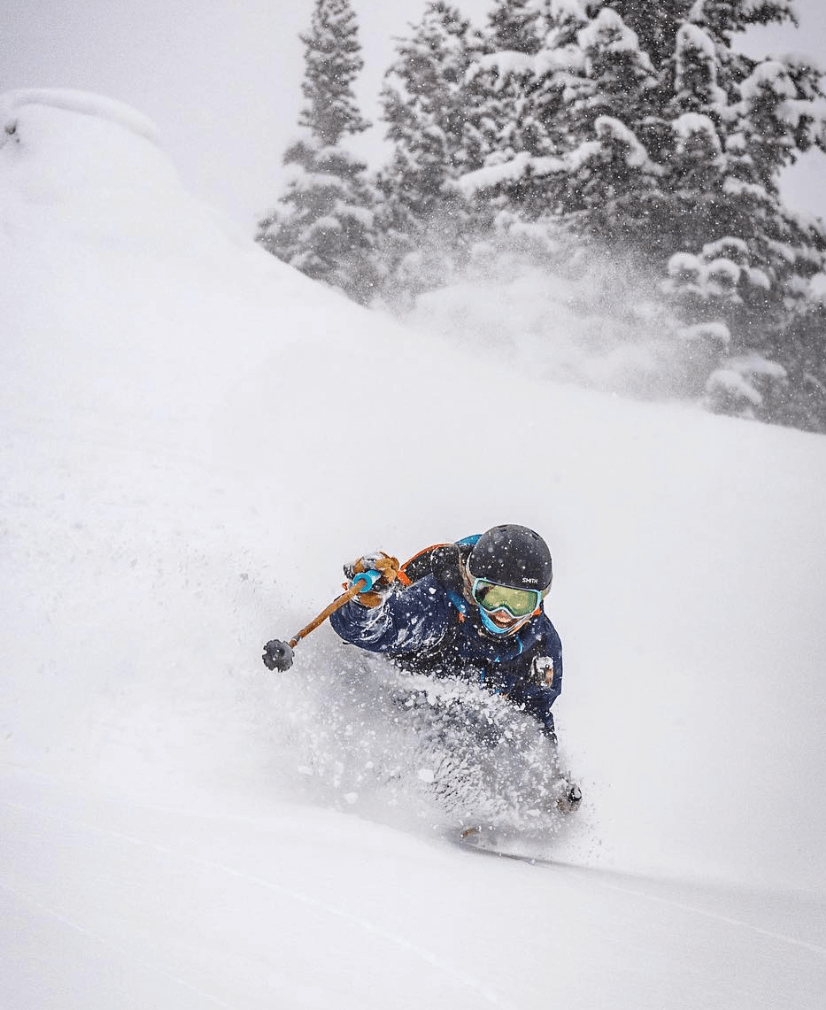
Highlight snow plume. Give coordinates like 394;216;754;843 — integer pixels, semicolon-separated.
266;633;580;841
0;90;587;843
393;222;716;404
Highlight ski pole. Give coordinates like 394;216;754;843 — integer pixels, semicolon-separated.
261;569;383;672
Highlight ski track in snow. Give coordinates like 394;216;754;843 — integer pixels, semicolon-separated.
0;876;238;1010
452;840;826;961
6;786;825;991
1;796;514;1010
541;863;826;959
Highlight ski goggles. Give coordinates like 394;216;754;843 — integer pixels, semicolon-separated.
470;578;542;619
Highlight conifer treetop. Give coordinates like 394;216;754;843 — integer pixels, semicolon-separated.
299;0;370;147
257;0;378;305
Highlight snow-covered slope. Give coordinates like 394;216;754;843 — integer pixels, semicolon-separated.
2;91;826;1009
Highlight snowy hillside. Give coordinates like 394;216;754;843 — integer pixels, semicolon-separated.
2;91;826;1009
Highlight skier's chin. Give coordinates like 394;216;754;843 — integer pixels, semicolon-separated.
483;610;523;637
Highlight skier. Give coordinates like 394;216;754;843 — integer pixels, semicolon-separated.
323;524;581;811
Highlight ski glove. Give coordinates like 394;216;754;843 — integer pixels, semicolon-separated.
557;782;582;815
343;551;400;608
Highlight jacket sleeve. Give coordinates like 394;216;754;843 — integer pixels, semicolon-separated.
507;619;563;738
329;576;452;656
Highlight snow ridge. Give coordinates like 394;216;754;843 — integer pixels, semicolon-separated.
0;88;161;146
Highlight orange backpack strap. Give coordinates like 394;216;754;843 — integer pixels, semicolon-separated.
398;539;479;590
397;543;454;587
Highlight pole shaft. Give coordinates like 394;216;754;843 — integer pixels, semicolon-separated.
288;582;365;648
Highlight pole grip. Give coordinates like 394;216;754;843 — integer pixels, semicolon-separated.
351;569;383;593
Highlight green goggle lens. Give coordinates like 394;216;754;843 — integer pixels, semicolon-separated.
471;579;541;618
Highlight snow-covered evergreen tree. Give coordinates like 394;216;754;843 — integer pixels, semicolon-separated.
600;1;694;68
256;0;379;304
489;0;543;52
459;0;826;427
662;6;826;420
772;283;826;431
557;7;665;245
377;2;485;296
470;0;544;175
664;23;728;242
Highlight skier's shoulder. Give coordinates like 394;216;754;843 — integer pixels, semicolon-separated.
533;608;562;650
394;572;453;609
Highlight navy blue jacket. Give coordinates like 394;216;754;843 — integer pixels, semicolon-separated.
330;574;563;738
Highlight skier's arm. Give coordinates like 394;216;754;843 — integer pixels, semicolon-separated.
509;622;563;740
330;577;451;656
516;679;561;739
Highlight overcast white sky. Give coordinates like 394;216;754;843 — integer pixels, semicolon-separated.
2;1;825;231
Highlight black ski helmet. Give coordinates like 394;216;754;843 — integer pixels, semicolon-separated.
467;524;553;592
